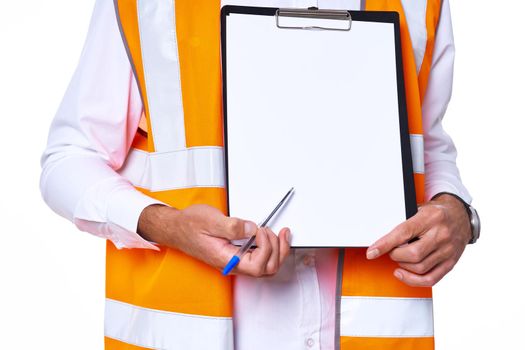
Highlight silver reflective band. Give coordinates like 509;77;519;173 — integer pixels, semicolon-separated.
137;0;187;151
105;299;233;349
340;296;434;337
119;147;225;192
401;0;428;73
410;134;425;174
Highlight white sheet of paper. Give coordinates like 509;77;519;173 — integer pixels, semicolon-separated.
225;12;409;247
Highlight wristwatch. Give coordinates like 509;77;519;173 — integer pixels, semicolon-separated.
464;203;481;244
433;192;481;244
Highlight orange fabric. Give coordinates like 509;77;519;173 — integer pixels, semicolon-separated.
136;187;227;212
414;172;426;205
106;240;232;317
108;0;233;319
138;112;148;134
105;337;151;350
365;0;423;136
130;131;148;152
418;0;443;101
114;0;155;152
340;336;434;350
106;185;231;317
112;1;441;348
339;2;437;348
341;248;432;298
175;0;224;148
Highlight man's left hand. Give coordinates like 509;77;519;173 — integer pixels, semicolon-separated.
366;193;472;287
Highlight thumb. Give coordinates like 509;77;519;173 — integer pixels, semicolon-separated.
222;217;257;240
240;220;257;239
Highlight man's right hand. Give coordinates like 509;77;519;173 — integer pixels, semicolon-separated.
137;204;291;277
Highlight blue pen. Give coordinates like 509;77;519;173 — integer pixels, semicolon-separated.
222;187;295;275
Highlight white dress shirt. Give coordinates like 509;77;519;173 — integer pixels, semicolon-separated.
40;0;471;349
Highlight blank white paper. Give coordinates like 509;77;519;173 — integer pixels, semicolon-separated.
225;12;408;247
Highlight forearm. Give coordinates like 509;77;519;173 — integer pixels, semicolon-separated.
40;153;163;249
40;0;162;250
425;160;472;204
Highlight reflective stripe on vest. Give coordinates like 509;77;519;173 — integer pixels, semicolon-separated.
119;147;225;191
108;1;442;349
109;1;233;349
337;1;441;349
104;299;233;349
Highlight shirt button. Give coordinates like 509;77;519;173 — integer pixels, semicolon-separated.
302;255;315;267
306;338;315;348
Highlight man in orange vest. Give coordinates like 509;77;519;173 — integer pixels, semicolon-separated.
41;0;479;349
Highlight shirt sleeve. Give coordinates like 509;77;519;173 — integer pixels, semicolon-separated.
422;0;472;204
40;0;162;250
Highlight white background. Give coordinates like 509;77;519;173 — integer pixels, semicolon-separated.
0;1;523;349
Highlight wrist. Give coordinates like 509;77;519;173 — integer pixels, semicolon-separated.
431;192;466;208
431;192;478;244
138;204;180;245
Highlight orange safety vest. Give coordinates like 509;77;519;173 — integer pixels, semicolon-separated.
106;1;442;349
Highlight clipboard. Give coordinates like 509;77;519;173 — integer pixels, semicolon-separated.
221;6;417;247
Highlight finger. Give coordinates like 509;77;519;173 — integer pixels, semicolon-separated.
397;249;445;275
264;228;280;275
389;231;437;264
394;259;455;287
278;228;291;266
367;215;427;260
236;228;271;277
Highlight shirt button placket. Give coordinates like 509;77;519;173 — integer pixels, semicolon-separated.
305;337;315;348
302;254;315;267
295;249;321;350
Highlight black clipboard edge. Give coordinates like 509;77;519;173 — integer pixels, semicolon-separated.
390;12;418;221
221;7;418;246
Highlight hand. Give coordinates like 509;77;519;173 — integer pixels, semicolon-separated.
138;204;291;277
366;194;471;287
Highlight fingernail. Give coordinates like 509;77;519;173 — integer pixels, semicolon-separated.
394;270;404;280
366;248;379;260
244;221;257;237
285;229;291;243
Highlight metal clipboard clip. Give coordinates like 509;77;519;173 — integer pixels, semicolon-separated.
276;8;352;31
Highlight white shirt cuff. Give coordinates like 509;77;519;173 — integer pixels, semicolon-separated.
73;175;164;250
106;188;164;250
